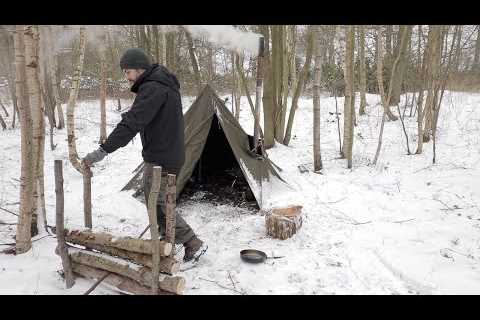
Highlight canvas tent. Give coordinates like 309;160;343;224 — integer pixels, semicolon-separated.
122;84;293;210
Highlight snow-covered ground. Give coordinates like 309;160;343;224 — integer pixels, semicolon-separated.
1;90;480;295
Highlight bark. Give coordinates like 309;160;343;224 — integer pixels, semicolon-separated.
99;44;107;144
283;26;314;146
83;167;92;228
359;25;367;115
68;249;185;295
67;26;87;174
265;206;302;240
64;229;172;256
24;25;43;237
166;31;176;73
261;26;275;148
422;26;442;143
342;26;355;168
472;25;480;71
184;28;202;95
389;25;413;106
49;27;65;129
55;160;75;288
0;114;6;129
312;25;323;171
147;166;162;294
14;25;34;254
71;263;176;295
0;99;8;117
165;174;177;258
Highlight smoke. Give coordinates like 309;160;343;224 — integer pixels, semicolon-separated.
181;25;262;55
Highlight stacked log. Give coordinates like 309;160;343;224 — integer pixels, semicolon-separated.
265;205;303;240
61;229;184;295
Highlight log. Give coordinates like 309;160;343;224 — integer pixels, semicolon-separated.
64;241;179;275
71;263;175;295
165;174;176;258
69;248;185;295
64;229;172;256
265;205;303;240
147;166;162;294
54;160;75;288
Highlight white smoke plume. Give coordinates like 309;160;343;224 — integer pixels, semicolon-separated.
181;25;262;55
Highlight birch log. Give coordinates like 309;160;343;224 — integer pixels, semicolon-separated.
64;229;172;256
147;166;162;294
68;249;184;295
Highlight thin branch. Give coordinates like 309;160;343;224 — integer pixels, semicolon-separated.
198;277;244;295
0;207;19;217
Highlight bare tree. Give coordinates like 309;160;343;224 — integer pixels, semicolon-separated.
14;25;35;254
358;25;368;115
67;26;87;174
99;28;107;144
342;26;355;168
313;25;324;172
472;25;480;71
283;26;314;146
183;28;202;95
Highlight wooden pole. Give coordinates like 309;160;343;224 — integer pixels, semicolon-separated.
54;160;75;288
253;37;265;152
83;166;92;229
147;166;162;295
165;174;176;258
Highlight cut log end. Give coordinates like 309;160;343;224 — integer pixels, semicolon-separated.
265;205;303;240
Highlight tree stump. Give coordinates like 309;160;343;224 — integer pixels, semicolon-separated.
265;205;303;240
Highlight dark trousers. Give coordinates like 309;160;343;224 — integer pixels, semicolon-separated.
143;162;195;244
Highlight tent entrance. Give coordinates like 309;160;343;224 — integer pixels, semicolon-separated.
179;115;259;210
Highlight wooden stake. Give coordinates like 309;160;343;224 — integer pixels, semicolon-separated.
83;166;92;229
165;174;176;258
54;160;75;288
147;166;162;295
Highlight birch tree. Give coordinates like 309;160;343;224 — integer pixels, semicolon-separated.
342;26;355;168
313;25;324;171
67;26;87;174
14;25;35;254
358;25;367;115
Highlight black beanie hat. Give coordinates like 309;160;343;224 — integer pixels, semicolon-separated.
120;48;152;70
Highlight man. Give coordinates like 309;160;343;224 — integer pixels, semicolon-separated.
82;48;205;263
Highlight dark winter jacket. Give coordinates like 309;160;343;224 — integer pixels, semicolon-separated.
100;64;185;170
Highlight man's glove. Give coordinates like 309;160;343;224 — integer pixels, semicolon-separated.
82;147;108;167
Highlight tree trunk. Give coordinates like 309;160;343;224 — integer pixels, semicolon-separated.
283;26;314;146
99;45;107;144
14;25;35;254
422;26;442;143
261;26;276;149
472;25;480;71
0;113;6;129
312;25;323;172
389;25;413;106
359;25;367;115
67;26;87;174
24;25;43;237
55;160;75;288
184;28;202;95
49;26;65;129
342;26;355;168
166;31;176;73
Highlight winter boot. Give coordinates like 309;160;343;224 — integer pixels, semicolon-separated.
183;236;207;262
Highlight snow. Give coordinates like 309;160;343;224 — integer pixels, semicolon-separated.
1;90;480;294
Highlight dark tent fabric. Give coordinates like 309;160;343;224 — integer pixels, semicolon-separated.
121;84;290;209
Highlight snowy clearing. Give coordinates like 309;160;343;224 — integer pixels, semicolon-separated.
1;91;480;295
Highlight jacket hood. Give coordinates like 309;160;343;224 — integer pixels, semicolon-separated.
131;64;180;93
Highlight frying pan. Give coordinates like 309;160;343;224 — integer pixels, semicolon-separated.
240;249;285;263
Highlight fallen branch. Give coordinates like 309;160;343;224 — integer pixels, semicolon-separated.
198;277;244;295
392;218;415;224
0;207;19;217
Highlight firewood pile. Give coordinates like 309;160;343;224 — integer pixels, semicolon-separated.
56;229;184;295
